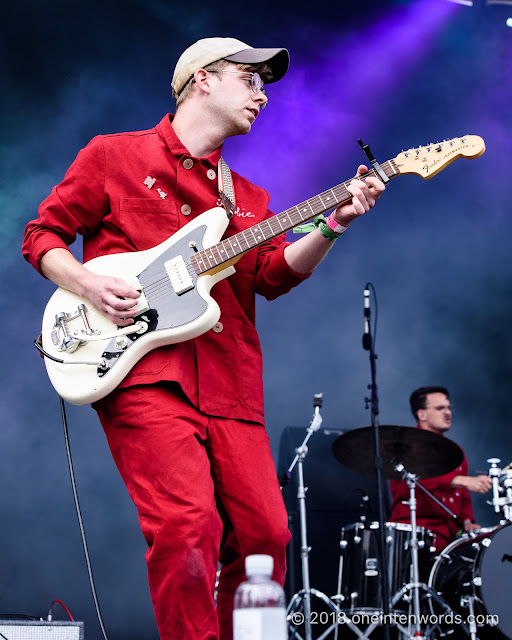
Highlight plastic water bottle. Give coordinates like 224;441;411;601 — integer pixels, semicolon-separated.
233;554;287;640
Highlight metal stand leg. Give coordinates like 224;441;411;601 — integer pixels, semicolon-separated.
466;596;479;640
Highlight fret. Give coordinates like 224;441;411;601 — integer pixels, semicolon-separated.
253;226;264;242
317;192;329;209
313;195;325;213
244;228;255;246
240;231;252;251
250;225;264;244
280;210;294;228
205;248;219;265
226;236;238;256
337;182;350;198
301;200;315;220
231;234;243;252
387;159;399;176
261;218;274;239
217;242;229;259
227;241;236;257
275;215;286;231
227;238;237;257
202;251;214;270
308;196;319;215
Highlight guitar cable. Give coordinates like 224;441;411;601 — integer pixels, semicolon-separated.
33;337;110;640
33;336;65;363
59;396;110;640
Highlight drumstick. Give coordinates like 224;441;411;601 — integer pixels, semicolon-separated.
502;461;512;472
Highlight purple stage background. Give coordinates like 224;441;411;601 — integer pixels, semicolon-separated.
2;0;512;637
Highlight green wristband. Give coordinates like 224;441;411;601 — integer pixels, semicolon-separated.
293;215;326;234
318;220;341;241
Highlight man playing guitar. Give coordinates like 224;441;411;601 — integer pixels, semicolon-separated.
23;35;386;640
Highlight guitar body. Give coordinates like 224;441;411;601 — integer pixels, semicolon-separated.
42;207;235;405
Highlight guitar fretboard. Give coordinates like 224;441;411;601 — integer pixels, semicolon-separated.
191;159;399;275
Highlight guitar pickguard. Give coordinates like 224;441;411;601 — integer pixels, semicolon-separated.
98;226;209;376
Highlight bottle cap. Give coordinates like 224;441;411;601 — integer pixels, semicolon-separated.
245;554;274;577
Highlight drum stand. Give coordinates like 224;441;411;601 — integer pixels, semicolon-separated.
487;458;512;522
391;463;463;640
286;395;362;640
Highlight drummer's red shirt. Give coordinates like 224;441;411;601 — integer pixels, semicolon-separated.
389;427;475;550
22;113;310;422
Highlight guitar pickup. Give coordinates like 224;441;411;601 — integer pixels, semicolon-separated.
164;255;195;295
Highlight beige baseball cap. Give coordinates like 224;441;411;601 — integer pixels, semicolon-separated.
172;37;290;97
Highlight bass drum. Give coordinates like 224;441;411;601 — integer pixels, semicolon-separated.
428;524;512;639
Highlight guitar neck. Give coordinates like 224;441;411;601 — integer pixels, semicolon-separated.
192;160;399;275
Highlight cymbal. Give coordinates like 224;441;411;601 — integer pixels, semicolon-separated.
332;425;463;479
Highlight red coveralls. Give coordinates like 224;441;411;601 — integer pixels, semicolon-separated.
389;427;475;552
23;114;310;639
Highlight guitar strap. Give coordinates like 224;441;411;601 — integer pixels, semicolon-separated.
217;157;236;219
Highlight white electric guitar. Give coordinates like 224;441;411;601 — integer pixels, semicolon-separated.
39;136;485;405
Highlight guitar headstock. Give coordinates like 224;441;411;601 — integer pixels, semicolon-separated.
393;135;485;180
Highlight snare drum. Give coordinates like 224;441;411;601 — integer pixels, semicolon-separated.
428;523;512;639
336;521;435;611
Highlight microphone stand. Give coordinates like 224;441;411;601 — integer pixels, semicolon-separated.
286;394;357;640
286;394;322;640
363;283;391;640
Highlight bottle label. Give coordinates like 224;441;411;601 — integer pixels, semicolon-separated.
233;607;287;640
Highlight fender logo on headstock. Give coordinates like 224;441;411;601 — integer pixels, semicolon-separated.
394;136;485;180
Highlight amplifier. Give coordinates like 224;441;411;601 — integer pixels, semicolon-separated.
0;620;84;640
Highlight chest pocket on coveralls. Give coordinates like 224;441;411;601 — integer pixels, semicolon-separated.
120;197;179;251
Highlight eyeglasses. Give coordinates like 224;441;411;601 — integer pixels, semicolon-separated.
427;404;453;412
208;69;268;108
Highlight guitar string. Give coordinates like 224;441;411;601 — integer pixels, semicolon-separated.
129;164;391;303
193;163;394;274
75;164;391;325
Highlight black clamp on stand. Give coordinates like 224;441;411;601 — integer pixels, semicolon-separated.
358;139;390;184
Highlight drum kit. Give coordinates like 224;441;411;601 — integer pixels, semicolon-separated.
285;412;512;640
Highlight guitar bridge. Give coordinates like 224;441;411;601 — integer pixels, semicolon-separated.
52;304;98;352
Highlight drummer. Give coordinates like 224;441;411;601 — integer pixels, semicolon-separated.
389;386;492;551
